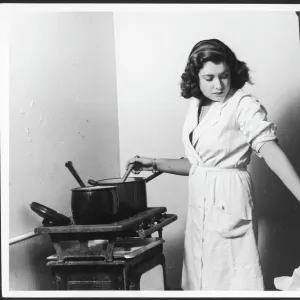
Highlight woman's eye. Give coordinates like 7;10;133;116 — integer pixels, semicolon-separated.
204;77;213;81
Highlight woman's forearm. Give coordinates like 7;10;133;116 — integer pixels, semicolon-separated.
260;141;300;201
155;158;191;176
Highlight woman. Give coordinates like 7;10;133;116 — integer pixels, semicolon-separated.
125;39;300;290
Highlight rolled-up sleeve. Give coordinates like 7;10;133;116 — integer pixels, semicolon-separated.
236;95;278;158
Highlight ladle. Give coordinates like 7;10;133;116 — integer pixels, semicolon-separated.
120;163;135;183
65;161;86;187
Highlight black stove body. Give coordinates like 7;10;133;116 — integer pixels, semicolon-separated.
34;207;177;290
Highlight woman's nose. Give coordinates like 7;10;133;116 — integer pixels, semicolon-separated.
214;78;223;89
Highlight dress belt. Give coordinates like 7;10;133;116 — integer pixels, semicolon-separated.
190;163;247;174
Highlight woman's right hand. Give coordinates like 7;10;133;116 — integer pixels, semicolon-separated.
125;155;154;174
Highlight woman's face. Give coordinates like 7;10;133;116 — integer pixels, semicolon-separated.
198;61;231;102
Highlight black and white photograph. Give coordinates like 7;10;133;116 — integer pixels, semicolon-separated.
2;3;300;297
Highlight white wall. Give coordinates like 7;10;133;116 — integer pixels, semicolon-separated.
9;12;120;238
114;10;300;289
9;12;120;290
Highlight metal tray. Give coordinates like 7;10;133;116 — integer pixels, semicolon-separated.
46;237;165;261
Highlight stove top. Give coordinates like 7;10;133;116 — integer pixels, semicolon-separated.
35;207;169;234
34;207;177;262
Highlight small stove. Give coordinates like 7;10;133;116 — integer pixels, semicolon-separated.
34;207;177;290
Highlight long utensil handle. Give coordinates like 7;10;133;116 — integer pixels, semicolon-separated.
65;161;86;187
120;163;135;183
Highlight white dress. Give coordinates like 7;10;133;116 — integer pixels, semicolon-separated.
181;88;278;290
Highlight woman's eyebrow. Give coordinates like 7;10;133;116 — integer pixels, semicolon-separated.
201;70;229;76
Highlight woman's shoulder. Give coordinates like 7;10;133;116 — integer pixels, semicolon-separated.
230;88;257;102
230;89;263;110
231;89;269;121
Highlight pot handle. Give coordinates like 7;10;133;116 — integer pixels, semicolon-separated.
145;157;185;183
65;161;86;187
137;213;178;239
88;179;100;186
145;171;163;183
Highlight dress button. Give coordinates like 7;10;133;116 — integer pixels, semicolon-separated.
222;206;225;210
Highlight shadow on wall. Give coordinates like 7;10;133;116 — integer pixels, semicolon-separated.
251;92;300;290
163;237;184;290
9;235;56;290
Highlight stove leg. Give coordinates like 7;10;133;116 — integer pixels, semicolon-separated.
158;229;163;239
123;266;128;290
104;239;116;262
52;241;64;262
53;273;66;290
159;254;167;290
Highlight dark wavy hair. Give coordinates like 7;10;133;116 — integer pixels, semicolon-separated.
180;39;252;100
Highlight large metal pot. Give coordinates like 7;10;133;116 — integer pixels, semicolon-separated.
65;161;162;224
65;161;121;224
71;185;119;225
88;172;162;221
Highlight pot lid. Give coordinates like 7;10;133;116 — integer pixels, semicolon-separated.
96;177;144;184
30;202;71;226
71;185;117;192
